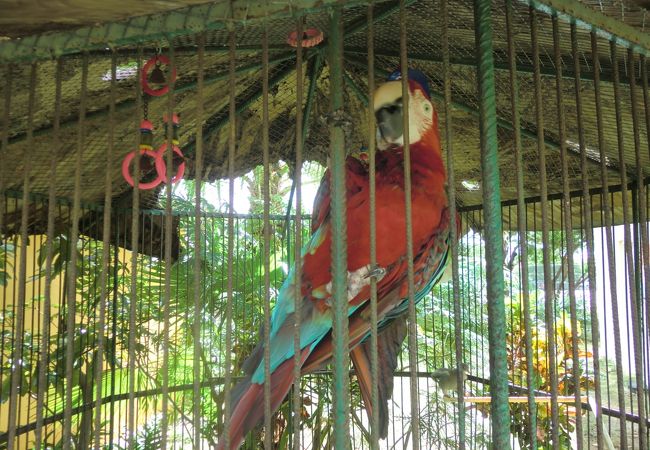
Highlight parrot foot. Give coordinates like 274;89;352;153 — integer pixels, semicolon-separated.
364;266;386;280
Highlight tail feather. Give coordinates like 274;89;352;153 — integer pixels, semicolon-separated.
217;349;310;450
350;315;407;439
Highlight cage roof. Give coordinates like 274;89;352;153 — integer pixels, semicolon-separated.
1;0;650;245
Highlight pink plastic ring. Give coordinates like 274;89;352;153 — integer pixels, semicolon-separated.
122;149;164;189
155;143;185;184
141;55;177;97
287;28;324;48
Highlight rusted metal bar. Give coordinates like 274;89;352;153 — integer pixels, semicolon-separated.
6;62;37;450
367;4;380;449
506;1;537;447
592;31;628;449
127;46;143;449
530;9;559;448
261;24;272;450
292;16;304;450
193;33;206;450
160;42;176;450
398;1;421;448
442;0;465;446
222;27;237;450
571;21;604;449
62;54;88;450
551;15;583;448
611;40;647;447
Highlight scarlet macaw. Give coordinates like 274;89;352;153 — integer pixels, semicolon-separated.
217;69;454;449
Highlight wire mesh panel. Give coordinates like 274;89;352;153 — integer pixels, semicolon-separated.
1;0;650;449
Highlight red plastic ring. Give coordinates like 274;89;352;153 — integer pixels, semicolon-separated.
141;55;177;97
155;143;185;184
122;149;164;189
287;28;324;48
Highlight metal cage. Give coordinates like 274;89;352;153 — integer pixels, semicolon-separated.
1;0;650;448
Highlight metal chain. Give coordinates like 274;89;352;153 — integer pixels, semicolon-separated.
143;94;149;120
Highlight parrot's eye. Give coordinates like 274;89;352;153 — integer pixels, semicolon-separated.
422;102;432;114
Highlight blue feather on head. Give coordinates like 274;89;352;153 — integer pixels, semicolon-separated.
387;68;431;99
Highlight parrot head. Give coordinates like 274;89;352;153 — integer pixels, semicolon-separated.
374;68;437;151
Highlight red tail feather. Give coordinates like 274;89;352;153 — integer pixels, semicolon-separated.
217;349;310;450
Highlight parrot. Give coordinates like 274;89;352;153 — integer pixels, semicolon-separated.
216;68;455;449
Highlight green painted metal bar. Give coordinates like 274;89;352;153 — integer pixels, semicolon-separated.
280;51;323;241
7;51;299;146
0;0;389;63
328;7;351;450
523;0;650;56
473;0;510;448
302;52;324;143
343;46;640;84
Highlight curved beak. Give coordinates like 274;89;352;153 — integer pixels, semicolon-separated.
375;99;403;144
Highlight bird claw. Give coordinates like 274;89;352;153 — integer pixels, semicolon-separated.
364;266;386;280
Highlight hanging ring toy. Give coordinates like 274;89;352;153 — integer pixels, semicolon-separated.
141;54;177;97
122;149;163;189
122;119;165;189
287;28;324;48
155;143;185;184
